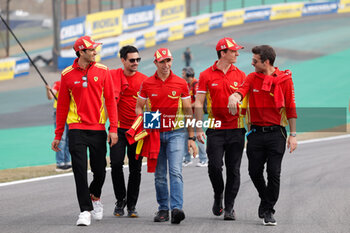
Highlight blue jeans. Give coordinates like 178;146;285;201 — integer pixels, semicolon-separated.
54;111;71;165
155;128;185;210
183;129;207;163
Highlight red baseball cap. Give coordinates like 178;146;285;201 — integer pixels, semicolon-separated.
216;37;244;51
154;48;173;62
73;36;102;52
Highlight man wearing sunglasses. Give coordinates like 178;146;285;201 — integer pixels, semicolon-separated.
110;45;148;218
51;36;118;226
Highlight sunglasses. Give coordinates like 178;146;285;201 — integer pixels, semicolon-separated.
128;58;141;63
82;76;88;88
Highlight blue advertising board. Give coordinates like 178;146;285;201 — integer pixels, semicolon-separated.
60;16;86;48
123;5;155;33
183;21;196;37
244;8;271;23
209;13;223;30
302;2;338;16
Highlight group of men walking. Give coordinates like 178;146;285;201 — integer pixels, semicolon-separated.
51;35;297;227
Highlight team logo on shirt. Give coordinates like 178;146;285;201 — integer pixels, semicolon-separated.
212;83;218;86
234;82;238;86
94;76;98;82
172;91;176;96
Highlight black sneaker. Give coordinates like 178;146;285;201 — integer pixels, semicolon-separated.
224;209;236;220
171;209;185;224
258;201;265;219
212;195;223;216
55;164;66;172
263;211;277;226
113;199;126;216
154;210;169;222
127;208;139;218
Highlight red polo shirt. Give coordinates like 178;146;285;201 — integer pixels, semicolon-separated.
111;68;148;129
139;70;190;132
55;58;118;140
236;68;297;127
197;61;246;129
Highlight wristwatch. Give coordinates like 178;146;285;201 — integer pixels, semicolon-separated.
289;133;297;137
188;136;196;141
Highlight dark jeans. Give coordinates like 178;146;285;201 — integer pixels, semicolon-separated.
110;128;143;209
68;129;107;212
206;128;245;211
246;126;287;214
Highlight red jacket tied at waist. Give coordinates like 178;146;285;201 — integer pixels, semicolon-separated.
126;114;160;173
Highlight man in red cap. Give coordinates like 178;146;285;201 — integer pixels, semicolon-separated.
135;48;197;224
194;37;246;220
109;45;148;218
228;45;297;226
51;35;118;226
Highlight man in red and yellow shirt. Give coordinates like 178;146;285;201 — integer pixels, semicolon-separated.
194;37;246;220
228;45;297;226
135;48;197;224
110;45;148;218
51;36;118;226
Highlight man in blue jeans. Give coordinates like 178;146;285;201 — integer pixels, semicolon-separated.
136;48;197;224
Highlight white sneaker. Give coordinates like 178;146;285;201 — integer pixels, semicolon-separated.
91;199;103;220
76;211;91;226
196;161;208;167
183;161;193;167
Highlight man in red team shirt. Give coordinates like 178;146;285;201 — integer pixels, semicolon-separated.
135;48;197;224
195;37;246;220
228;45;297;226
110;45;148;218
51;36;118;226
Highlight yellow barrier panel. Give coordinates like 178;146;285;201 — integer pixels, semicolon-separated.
155;0;186;26
0;60;15;81
119;37;136;50
168;24;184;41
144;31;156;48
270;3;303;20
223;10;244;27
339;0;350;13
86;9;123;40
196;17;210;34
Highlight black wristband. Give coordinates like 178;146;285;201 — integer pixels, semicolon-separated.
188;136;196;141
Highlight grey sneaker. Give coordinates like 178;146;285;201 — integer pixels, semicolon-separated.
263;211;277;226
182;161;193;167
113;199;126;216
196;161;208;167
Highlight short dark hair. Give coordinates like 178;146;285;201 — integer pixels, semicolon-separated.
252;45;276;66
217;49;228;59
185;67;195;78
76;49;86;58
119;45;139;60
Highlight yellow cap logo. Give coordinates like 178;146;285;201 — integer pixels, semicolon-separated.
156;51;162;59
162;50;166;55
83;39;92;48
168;50;172;57
226;39;234;48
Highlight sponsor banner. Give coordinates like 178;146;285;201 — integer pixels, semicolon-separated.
209;13;223;30
302;2;338;16
168;24;184;41
223;10;244;27
123;5;155;33
60;16;86;48
135;35;146;50
86;9;123;40
100;42;118;60
14;58;30;78
270;3;303;20
155;28;170;44
144;30;157;48
183;20;196;37
155;0;186;26
338;0;350;13
119;37;136;50
244;8;271;23
0;59;15;81
195;17;210;35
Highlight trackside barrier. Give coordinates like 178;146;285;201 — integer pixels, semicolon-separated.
33;1;350;70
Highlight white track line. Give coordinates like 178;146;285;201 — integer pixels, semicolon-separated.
1;135;349;187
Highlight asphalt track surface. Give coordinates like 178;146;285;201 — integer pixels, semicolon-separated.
1;136;350;233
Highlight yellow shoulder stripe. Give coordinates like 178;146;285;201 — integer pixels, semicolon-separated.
95;63;108;70
62;66;73;76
